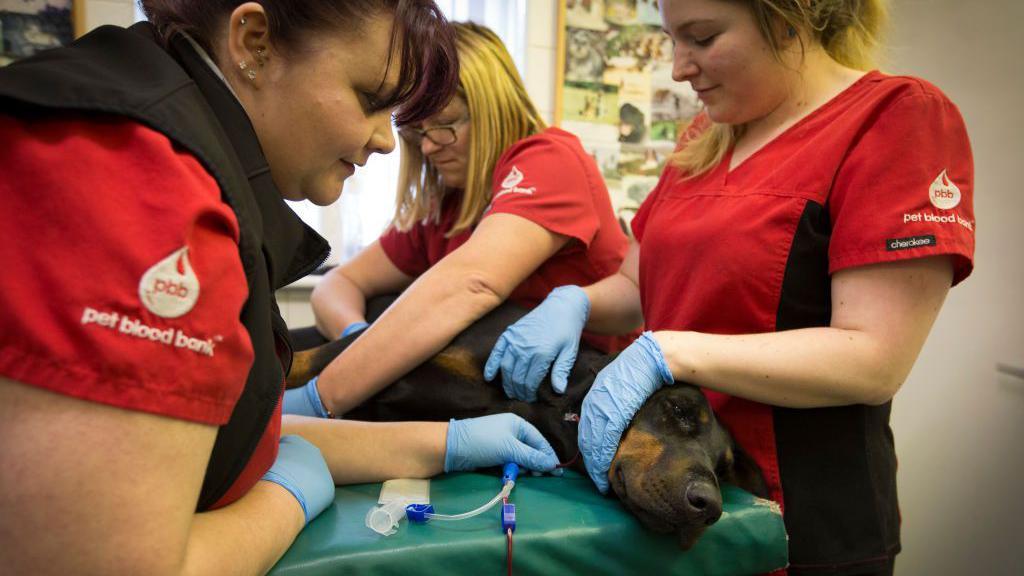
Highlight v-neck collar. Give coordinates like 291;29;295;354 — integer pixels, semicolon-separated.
721;70;881;183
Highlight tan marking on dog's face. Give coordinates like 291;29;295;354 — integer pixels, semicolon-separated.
430;346;482;381
698;408;710;426
611;428;665;480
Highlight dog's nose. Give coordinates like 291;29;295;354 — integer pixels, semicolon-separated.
684;481;723;526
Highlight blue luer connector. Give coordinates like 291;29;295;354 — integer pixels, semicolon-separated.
405;503;434;523
501;502;516;533
502;462;519;485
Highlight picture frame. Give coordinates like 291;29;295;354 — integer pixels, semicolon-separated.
1;0;84;66
554;0;700;223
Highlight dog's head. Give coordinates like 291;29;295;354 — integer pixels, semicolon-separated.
608;384;767;550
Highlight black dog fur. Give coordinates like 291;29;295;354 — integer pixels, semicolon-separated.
287;296;767;549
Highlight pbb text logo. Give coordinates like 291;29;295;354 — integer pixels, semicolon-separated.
139;246;200;318
928;169;961;210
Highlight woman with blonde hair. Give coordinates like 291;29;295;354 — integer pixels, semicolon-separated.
486;0;975;573
286;22;631;417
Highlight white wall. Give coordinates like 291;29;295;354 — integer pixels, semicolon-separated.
522;0;559;123
79;0;136;30
884;1;1024;574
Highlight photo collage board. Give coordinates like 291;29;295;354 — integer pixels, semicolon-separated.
0;0;79;66
556;0;700;224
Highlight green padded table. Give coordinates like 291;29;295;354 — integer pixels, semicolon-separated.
269;470;787;575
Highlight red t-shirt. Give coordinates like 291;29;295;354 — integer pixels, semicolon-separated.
633;71;974;338
380;127;633;351
0;113;272;508
632;71;974;561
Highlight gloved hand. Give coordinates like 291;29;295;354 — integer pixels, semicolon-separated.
282;376;331;418
341;321;369;338
484;285;590;402
579;332;673;493
261;435;335;524
445;413;560;473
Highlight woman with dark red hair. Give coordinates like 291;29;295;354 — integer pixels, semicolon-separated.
0;2;557;573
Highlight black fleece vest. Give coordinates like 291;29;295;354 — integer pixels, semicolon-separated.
0;23;331;509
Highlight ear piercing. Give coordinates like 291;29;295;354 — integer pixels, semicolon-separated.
239;48;266;81
239;60;256;81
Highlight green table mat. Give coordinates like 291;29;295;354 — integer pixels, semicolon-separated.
270;470;787;575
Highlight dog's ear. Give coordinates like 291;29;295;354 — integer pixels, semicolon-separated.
722;446;770;499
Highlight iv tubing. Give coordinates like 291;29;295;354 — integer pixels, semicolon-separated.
421;481;514;521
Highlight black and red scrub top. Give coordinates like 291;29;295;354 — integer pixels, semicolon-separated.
0;114;275;509
381;127;634;352
632;71;974;572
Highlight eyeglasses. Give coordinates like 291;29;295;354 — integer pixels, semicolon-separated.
398;117;469;146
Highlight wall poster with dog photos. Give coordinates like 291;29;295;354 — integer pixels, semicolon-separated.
0;0;82;66
555;0;700;227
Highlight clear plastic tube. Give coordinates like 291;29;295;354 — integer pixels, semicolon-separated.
422;481;514;521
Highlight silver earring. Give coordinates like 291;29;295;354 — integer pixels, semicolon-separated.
246;69;257;81
240;17;247;25
238;60;248;70
254;46;266;66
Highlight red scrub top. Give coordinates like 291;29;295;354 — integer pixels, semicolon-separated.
381;127;633;352
0;114;276;508
632;72;974;573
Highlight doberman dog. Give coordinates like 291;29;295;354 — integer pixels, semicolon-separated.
287;296;767;550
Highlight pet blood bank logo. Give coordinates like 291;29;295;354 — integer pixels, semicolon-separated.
501;166;525;189
928;169;961;210
487;165;537;212
139;246;200;318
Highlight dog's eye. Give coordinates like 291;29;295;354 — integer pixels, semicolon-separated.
668;402;694;430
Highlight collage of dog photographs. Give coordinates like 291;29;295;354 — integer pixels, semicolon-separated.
561;0;699;222
0;0;76;66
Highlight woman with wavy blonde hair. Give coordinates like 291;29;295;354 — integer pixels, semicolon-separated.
290;22;632;417
486;1;976;573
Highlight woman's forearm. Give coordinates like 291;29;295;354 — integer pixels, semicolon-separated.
653;258;953;407
317;263;505;415
582;239;643;335
655;326;904;408
582;271;644;335
311;268;369;340
316;214;567;416
282;416;447;484
182;482;306;576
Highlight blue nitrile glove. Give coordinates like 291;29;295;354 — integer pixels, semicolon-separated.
341;321;369;338
282;376;331;418
484;285;590;402
444;413;560;473
579;332;673;493
261;435;335;524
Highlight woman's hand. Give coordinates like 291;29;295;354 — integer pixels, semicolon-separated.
259;435;335;524
578;332;673;493
485;285;591;401
445;413;560;473
282;376;332;418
